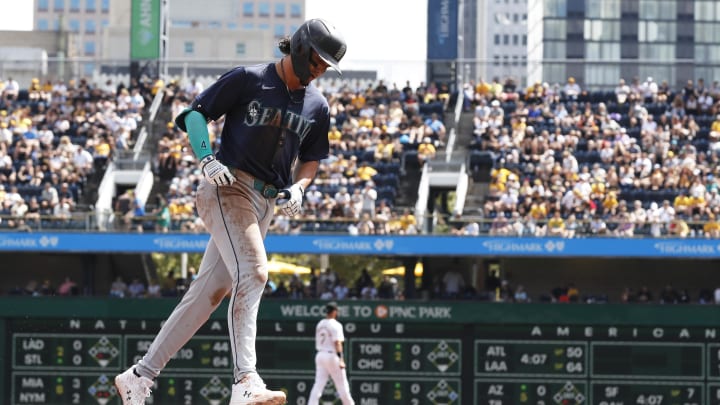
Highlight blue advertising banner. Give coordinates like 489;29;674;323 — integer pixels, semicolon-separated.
427;0;458;60
0;233;719;258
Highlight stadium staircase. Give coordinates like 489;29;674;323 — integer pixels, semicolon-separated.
140;106;175;212
411;96;484;233
458;109;491;216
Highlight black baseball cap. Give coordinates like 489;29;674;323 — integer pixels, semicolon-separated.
325;301;338;312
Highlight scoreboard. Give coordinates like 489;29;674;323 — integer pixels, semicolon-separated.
4;298;720;404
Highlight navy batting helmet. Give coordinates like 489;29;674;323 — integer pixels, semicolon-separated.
290;19;346;85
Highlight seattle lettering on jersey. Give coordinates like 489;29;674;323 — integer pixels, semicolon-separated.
244;100;313;142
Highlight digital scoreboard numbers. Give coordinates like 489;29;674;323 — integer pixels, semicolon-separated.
591;381;703;405
348;338;461;404
10;373;320;405
349;338;462;375
475;378;587;405
475;340;588;377
11;308;720;405
125;335;234;372
125;335;314;374
12;372;117;405
13;334;122;371
350;377;461;405
142;374;318;405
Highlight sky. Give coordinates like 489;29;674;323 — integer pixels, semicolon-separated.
0;0;428;86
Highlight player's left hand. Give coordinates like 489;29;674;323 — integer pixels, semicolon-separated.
278;183;304;217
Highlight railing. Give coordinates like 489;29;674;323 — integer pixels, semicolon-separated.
0;212;715;239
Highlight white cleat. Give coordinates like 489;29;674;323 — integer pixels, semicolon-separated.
229;372;287;405
114;367;154;405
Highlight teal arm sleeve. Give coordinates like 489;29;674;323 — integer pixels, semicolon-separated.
184;110;213;160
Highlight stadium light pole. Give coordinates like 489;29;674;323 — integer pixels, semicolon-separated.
456;0;464;93
160;0;169;80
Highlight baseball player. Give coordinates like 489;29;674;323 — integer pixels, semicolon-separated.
308;301;355;405
114;18;346;405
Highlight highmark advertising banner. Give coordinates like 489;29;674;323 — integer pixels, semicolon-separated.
0;233;719;258
130;0;161;60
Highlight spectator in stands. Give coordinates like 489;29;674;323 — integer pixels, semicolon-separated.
146;279;162;298
354;268;374;297
547;210;566;237
40;182;59;207
424;113;446;146
399;208;417;234
640;77;658;103
669;217;690;238
489;212;511;236
614;210;635;237
109;276;128;298
360;280;378;300
129;88;146;113
23;280;39;296
636;286;653;303
417;136;436;166
73;145;95;176
562;77;581;100
57;277;79;296
657;200;676;234
128;278;146;298
373;134;396;162
615;78;630;104
125;195;146;232
442;269;465;299
703;212;720;238
360;181;377;218
356;212;375;235
514;285;530;302
589;214;608;235
356;161;377;182
377;275;396;299
37;279;55;296
2;77;19;102
660;285;679;304
333;279;350;300
450;211;478;236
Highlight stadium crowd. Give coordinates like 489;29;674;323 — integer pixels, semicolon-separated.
3;72;720;304
0;75;156;230
11;267;720;306
5;71;720;239
468;75;720;238
151;77;447;234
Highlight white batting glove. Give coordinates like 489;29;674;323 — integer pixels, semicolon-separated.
278;183;304;217
200;155;236;186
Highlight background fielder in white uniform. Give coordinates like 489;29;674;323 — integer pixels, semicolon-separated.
308;302;355;405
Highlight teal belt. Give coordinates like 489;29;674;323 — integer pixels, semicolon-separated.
253;178;279;198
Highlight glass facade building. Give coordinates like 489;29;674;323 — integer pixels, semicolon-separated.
527;0;720;90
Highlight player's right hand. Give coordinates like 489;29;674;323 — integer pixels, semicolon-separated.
200;155;236;186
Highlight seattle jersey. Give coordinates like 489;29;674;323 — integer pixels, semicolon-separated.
184;63;330;188
315;318;344;352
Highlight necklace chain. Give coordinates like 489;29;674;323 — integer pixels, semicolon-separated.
279;59;304;104
279;59;290;93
